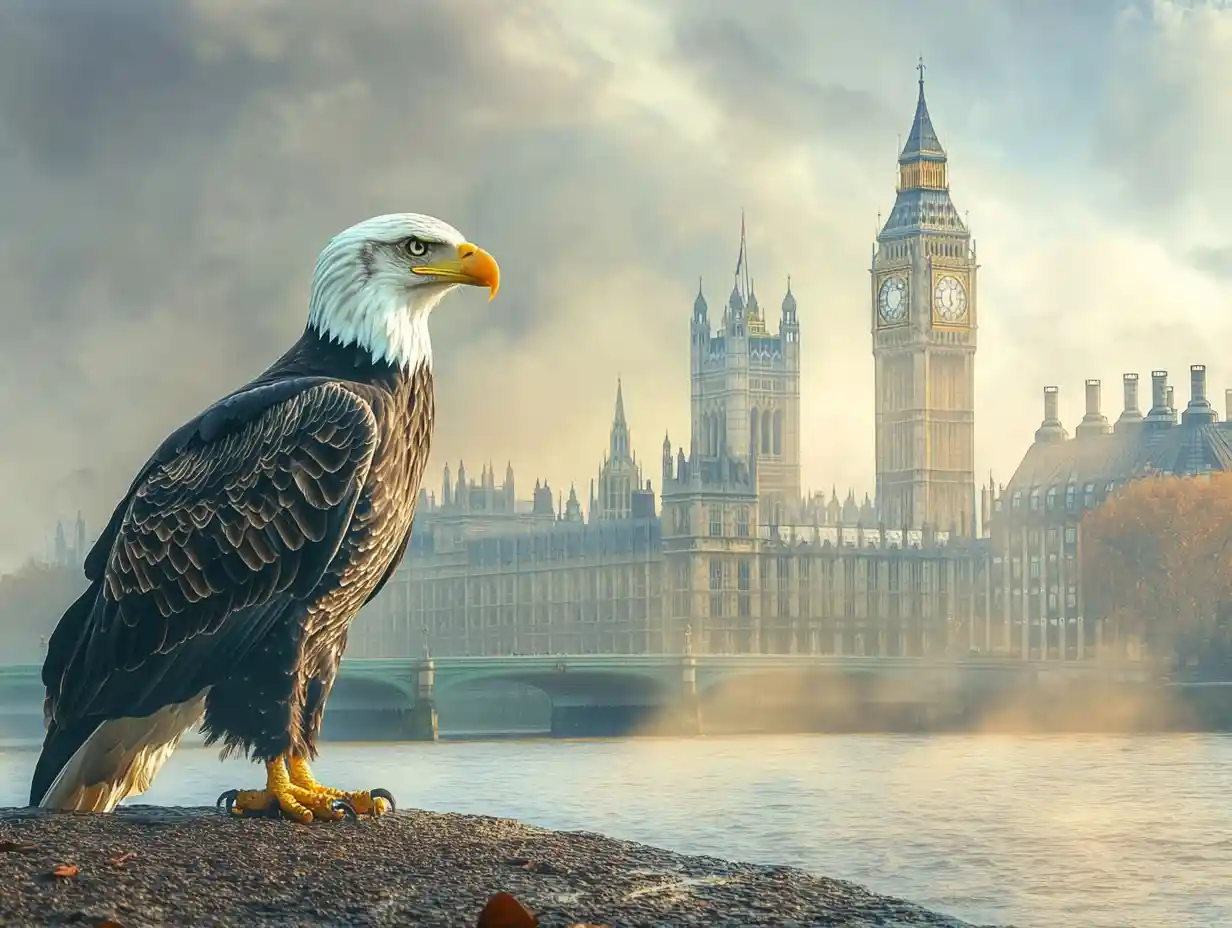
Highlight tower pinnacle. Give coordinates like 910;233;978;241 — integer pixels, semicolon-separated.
899;58;946;168
733;209;751;305
614;377;626;426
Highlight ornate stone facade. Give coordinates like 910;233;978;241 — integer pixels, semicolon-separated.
349;68;1017;662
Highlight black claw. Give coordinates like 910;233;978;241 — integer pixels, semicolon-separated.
332;799;358;820
215;789;284;819
369;788;396;814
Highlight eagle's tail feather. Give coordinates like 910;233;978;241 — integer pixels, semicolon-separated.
31;694;208;812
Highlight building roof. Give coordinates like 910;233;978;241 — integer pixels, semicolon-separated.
1005;421;1232;492
900;73;946;163
880;187;967;238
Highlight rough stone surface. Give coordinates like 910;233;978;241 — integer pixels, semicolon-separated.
0;805;1002;927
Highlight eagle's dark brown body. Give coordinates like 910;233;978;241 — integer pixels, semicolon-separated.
31;326;433;806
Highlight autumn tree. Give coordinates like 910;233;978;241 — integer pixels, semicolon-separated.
1082;471;1232;674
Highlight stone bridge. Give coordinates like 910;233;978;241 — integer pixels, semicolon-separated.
0;655;1154;741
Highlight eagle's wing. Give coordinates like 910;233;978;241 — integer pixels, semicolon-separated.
44;379;380;726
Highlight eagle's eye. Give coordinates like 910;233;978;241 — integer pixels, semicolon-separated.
403;237;429;258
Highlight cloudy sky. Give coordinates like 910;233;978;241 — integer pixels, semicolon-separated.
0;0;1228;567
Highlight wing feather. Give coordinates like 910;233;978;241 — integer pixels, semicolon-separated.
47;380;380;726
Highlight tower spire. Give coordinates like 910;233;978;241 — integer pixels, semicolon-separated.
733;209;752;303
614;377;626;426
900;57;945;164
609;378;630;462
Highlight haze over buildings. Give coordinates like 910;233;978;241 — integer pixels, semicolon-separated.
3;1;1232;572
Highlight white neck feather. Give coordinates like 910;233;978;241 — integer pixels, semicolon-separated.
308;286;439;371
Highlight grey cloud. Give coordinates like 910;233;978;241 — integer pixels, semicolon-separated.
0;0;737;567
1188;246;1232;280
2;0;1228;573
670;7;896;158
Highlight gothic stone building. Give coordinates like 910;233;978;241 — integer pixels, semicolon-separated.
345;70;1008;662
351;382;990;660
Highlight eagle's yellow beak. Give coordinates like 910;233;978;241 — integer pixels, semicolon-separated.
413;242;501;301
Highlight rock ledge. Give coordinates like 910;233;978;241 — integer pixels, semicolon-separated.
0;805;992;927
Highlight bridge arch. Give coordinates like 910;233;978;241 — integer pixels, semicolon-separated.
326;675;416;711
320;674;418;741
438;667;673;738
436;668;669;703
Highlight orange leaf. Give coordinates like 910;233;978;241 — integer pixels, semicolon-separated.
51;864;79;879
477;892;539;928
109;852;137;866
95;921;125;928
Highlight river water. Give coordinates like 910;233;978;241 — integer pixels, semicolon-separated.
1;733;1229;928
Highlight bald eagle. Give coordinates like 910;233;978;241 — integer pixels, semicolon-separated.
30;213;499;823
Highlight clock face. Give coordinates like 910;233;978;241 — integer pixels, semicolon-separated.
932;274;968;324
877;275;908;325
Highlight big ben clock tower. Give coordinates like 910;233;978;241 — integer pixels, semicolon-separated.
872;61;977;534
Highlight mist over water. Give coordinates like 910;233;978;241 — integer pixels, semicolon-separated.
2;733;1229;927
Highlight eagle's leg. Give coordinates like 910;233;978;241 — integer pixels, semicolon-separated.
286;754;395;817
216;756;355;824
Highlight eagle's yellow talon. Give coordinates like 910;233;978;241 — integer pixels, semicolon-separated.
216;757;316;823
287;755;396;817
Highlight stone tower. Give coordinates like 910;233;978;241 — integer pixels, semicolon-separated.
871;62;977;534
592;379;643;520
691;215;801;524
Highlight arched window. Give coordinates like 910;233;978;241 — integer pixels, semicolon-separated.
773;410;783;456
761;411;771;454
750;408;760;456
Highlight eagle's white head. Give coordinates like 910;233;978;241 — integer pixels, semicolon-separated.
306;212;500;371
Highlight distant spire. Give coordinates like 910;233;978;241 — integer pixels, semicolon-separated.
900;56;945;162
781;274;797;318
614;378;627;426
733;209;752;303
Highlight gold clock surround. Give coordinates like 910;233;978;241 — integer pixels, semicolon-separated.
930;268;970;328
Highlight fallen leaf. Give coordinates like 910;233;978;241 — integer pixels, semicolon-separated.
50;864;79;879
476;891;539;928
109;852;137;866
0;840;38;853
95;920;125;928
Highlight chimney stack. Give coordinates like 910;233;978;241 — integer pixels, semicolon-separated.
1144;370;1174;428
1226;388;1232;422
1167;385;1175;412
1034;386;1067;443
1182;363;1217;425
1115;373;1143;433
1076;378;1111;439
1085;380;1100;416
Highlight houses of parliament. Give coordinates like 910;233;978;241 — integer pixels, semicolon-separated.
351;67;1232;664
